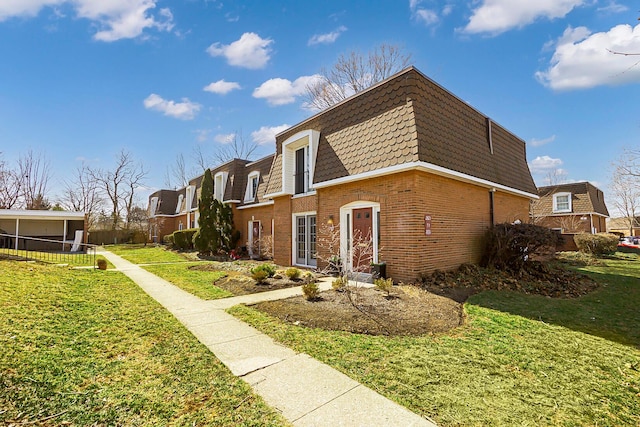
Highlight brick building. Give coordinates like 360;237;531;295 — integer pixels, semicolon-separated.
149;67;538;282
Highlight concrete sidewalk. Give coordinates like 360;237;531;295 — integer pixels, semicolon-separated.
97;249;436;427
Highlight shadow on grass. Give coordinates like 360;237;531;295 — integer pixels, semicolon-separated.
468;258;640;348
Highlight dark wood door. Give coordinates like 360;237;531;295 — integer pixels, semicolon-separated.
352;207;373;271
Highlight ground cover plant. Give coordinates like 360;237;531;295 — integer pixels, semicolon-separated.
230;253;640;426
0;260;288;426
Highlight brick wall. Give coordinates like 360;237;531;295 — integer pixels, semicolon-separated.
313;170;531;283
233;204;274;248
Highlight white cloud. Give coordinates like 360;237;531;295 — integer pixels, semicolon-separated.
536;24;640;90
597;1;628;14
214;133;236;144
143;93;201;120
251;125;290;145
253;74;322;106
193;129;211;142
529;155;563;174
308;25;347;45
463;0;585;35
207;32;273;69
0;0;174;41
203;79;241;95
530;134;556;147
409;0;439;26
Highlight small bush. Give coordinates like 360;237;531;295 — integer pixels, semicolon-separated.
574;233;619;255
250;264;276;283
374;277;394;296
162;234;174;246
332;276;348;291
303;271;315;284
285;267;301;280
302;282;320;301
481;222;561;273
172;228;197;251
96;258;107;270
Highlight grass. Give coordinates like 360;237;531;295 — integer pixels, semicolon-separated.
230;253;640;426
143;262;233;300
105;244;191;264
0;248;99;267
0;260;288;426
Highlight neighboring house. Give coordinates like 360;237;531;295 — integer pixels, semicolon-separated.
149;66;538;282
531;182;609;238
608;216;640;237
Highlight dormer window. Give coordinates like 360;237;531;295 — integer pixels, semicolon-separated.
244;171;260;202
281;129;320;196
175;194;184;214
553;192;571;213
149;197;159;217
214;172;228;201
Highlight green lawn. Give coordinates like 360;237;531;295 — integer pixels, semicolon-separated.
0;260;288;426
105;244;192;264
143;262;233;300
230;254;640;426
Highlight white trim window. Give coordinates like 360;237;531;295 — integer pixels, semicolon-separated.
292;212;317;267
175;194;184;214
244;171;260;202
282;130;320;196
149;197;159;217
214;172;228;201
553;192;572;213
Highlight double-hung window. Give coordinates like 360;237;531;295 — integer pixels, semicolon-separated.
294;146;309;194
244;171;260;202
553;192;571;213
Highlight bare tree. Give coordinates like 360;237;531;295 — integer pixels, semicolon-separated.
192;130;259;172
60;164;104;229
18;149;52;210
0;153;21;209
543;168;568;186
304;43;412;111
90;150;147;231
164;153;190;189
611;153;640;236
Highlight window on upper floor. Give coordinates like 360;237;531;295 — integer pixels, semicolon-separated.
149;197;159;216
175;194;184;214
214;172;228;201
281;129;319;196
553;192;571;213
244;171;260;202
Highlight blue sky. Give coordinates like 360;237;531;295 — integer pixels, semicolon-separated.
0;0;639;208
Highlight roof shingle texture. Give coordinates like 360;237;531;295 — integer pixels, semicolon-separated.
267;67;537;196
533;182;609;216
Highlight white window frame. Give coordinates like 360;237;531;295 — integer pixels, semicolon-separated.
244;171;260;202
185;185;196;211
149;197;159;217
282;130;320;195
292;211;317;268
175;194;184;214
339;201;381;272
214;171;228;202
553;192;572;213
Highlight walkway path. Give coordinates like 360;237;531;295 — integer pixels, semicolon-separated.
97;249;436;427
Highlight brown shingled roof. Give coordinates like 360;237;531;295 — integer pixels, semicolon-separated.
265;66;537;197
533;182;609;216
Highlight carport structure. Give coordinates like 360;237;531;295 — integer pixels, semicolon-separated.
0;209;87;251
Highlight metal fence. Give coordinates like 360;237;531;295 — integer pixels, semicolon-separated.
0;233;97;267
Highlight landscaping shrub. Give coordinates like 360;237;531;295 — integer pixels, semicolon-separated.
96;258;107;270
172;228;197;251
332;276;347;291
374;277;394;296
481;222;561;273
285;267;301;280
574;233;619;255
250;264;276;283
162;234;174;246
302;282;320;301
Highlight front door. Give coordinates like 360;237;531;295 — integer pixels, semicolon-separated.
352;207;373;272
249;221;261;258
295;214;316;267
